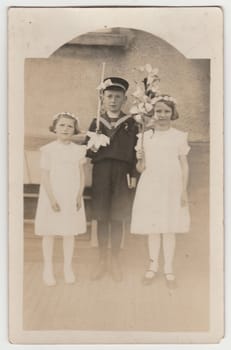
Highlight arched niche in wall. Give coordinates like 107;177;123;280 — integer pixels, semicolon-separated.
25;27;209;149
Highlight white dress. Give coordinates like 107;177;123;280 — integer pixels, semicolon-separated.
130;127;191;234
35;141;87;236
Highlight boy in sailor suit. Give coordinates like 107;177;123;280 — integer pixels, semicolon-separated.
86;77;138;282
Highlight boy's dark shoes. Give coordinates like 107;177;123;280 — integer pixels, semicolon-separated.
110;256;123;282
90;258;107;281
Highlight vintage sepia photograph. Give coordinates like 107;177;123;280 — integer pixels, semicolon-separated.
8;6;223;344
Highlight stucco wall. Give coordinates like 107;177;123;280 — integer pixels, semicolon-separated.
25;28;210;144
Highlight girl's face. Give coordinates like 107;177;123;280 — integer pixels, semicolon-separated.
55;116;75;142
103;90;127;114
154;101;172;128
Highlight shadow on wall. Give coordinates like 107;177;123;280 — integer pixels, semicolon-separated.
24;27;210;184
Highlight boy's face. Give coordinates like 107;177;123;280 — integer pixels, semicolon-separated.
102;89;127;114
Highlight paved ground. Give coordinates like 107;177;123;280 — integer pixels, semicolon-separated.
23;143;209;332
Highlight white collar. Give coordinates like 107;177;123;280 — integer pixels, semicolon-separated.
107;111;120;119
99;114;131;130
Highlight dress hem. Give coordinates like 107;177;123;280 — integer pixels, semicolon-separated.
34;231;86;236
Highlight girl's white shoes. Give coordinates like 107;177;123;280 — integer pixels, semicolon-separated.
64;266;76;284
43;264;76;285
43;265;56;286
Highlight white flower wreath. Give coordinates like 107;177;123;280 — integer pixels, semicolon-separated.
52;112;79;123
151;95;177;105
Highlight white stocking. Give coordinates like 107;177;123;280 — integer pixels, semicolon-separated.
42;236;56;286
163;233;176;275
63;236;75;283
148;233;161;272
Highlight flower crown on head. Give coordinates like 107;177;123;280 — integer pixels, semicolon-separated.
52;112;79;123
151;95;177;105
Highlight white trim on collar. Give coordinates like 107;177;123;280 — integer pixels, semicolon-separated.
99;115;131;130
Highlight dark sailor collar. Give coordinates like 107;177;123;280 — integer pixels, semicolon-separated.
99;112;132;130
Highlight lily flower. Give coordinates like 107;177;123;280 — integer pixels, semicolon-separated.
96;79;113;91
132;85;145;100
86;131;110;151
130;105;140;114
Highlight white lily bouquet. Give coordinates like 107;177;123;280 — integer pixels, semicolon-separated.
86;62;110;152
86;131;110;151
129;64;160;171
130;64;160;137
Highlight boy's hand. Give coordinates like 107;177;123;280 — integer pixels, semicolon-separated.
76;195;82;211
181;190;188;207
90;145;99;153
51;199;61;212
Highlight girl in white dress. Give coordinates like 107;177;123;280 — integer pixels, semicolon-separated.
35;112;87;286
130;95;190;288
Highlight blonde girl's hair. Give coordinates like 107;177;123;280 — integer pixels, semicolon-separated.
49;112;80;134
153;95;179;120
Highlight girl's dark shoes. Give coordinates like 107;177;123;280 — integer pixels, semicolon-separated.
142;270;156;285
142;259;157;285
165;273;177;289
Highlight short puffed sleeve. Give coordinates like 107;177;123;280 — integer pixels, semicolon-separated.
40;147;51;170
178;132;191;155
77;145;87;164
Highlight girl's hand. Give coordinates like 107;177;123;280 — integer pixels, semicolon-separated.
136;149;145;160
136;160;145;173
76;195;82;211
51;199;61;212
181;190;188;207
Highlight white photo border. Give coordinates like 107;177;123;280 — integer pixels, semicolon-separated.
3;1;227;348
